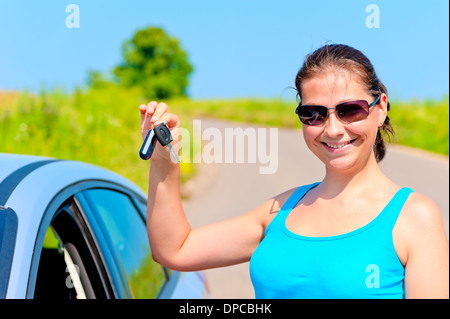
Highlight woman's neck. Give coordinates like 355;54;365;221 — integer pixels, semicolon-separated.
319;153;393;198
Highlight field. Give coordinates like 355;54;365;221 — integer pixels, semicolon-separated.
1;86;448;193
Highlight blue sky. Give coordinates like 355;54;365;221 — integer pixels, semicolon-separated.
0;0;448;101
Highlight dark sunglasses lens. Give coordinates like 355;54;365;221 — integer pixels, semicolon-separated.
298;105;327;125
336;102;369;122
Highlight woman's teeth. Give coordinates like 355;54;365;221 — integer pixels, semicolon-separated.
325;141;351;149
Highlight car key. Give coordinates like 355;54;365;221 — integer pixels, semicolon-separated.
139;122;180;163
154;121;180;163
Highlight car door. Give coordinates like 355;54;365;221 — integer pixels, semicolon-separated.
0;206;18;299
31;181;168;299
75;186;167;299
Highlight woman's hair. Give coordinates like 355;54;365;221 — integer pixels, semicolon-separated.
294;44;394;162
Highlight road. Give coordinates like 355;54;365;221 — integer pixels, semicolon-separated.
181;118;449;299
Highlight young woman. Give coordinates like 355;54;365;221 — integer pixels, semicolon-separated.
139;44;449;299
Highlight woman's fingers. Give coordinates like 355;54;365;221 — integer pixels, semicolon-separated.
150;102;169;124
139;101;180;141
140;101;158;135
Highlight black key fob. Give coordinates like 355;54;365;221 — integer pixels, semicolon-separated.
153;122;173;146
139;129;157;160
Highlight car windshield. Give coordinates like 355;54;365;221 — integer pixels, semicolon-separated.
0;206;18;298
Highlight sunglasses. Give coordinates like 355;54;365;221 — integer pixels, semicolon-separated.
295;95;381;126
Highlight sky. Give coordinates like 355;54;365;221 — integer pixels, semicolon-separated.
0;0;448;101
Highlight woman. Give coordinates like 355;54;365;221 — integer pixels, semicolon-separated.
139;44;449;299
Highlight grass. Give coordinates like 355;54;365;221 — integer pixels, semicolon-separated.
1;87;448;195
388;98;449;155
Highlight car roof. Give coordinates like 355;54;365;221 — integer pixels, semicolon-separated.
1;152;145;195
0;153;146;210
0;153;147;298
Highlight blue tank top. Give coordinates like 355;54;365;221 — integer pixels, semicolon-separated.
249;182;413;299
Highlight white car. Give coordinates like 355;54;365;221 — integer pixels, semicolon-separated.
0;153;208;299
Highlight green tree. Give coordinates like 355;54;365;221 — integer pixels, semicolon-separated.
113;27;193;100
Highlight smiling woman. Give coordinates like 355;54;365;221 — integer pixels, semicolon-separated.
298;71;385;172
295;44;395;163
141;43;449;299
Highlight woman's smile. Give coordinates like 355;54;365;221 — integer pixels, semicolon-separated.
320;138;358;152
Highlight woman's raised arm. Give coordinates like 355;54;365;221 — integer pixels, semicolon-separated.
140;102;277;271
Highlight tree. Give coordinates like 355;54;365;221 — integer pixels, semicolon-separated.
113;27;193;100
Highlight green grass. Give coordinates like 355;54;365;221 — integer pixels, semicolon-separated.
1;87;448;195
0;86;196;193
388;98;449;155
169;98;298;128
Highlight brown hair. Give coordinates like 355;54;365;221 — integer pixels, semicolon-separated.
294;44;394;162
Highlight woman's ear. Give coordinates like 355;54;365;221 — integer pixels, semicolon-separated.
377;93;388;127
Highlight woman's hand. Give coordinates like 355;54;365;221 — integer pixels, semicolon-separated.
139;101;181;163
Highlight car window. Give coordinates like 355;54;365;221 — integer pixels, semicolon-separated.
34;207;111;299
81;188;165;298
34;225;83;299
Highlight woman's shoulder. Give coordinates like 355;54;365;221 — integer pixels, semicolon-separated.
261;187;298;216
259;183;317;229
395;190;448;279
272;187;299;208
270;183;318;210
402;192;443;224
397;191;446;243
257;187;295;231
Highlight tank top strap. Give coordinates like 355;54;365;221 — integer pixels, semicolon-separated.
376;187;414;231
282;182;321;212
265;182;320;235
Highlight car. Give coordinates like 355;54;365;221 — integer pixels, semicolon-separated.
0;153;209;299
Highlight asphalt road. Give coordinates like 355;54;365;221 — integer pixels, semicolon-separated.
181;118;449;299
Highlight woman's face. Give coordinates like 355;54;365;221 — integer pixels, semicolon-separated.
300;70;387;172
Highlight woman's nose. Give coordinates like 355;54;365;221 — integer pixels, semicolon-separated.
324;110;345;136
